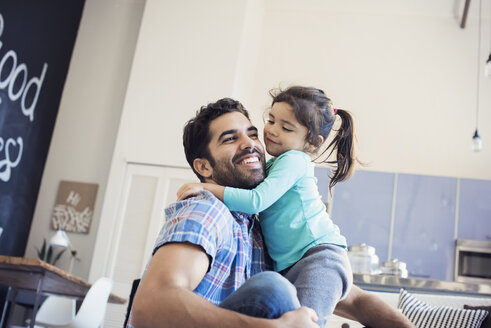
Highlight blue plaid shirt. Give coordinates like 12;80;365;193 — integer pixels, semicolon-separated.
127;191;269;327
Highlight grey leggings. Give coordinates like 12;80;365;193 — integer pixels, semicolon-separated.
281;244;353;326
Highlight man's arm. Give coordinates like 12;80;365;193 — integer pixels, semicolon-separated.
131;242;319;328
333;285;415;328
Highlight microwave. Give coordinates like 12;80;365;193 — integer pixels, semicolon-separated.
454;239;491;284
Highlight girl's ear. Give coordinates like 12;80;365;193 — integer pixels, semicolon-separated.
314;135;325;147
193;158;213;179
307;135;324;149
305;136;324;153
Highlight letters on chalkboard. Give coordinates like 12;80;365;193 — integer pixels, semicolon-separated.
0;136;22;182
0;0;85;260
0;13;48;182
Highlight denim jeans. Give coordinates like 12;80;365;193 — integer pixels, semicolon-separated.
219;271;300;319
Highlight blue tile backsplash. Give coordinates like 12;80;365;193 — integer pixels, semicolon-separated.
315;168;491;281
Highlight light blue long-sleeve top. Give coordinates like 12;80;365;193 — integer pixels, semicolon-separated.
223;150;347;271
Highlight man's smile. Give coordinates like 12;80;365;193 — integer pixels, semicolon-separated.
236;154;262;168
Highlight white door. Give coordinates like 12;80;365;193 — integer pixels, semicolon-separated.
102;163;197;327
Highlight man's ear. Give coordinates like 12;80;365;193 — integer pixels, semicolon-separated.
193;158;213;179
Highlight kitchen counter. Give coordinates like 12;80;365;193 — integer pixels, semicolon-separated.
354;273;491;297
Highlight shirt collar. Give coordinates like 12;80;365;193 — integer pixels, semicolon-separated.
231;211;256;229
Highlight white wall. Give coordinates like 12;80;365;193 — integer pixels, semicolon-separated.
248;0;491;180
24;0;145;279
90;0;491;281
24;0;491;284
88;0;264;281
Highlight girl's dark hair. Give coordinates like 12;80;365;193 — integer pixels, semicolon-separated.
183;98;249;181
270;86;357;192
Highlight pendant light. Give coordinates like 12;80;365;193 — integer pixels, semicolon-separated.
472;0;483;152
485;53;491;78
486;3;491;78
472;130;482;152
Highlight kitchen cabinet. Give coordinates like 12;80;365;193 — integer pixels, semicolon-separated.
391;174;457;281
457;178;491;241
328;170;394;262
315;168;491;281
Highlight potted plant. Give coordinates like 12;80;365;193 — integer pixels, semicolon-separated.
35;238;66;265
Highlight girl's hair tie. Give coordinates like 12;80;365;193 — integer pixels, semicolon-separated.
333;108;339;115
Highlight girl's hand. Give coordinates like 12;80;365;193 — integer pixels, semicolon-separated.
177;183;205;201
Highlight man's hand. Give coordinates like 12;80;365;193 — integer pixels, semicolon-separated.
275;306;320;328
177;183;205;201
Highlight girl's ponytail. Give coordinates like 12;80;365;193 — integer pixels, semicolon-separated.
321;108;357;192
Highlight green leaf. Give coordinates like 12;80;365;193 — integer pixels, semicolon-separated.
37;239;47;261
46;246;53;264
52;248;66;266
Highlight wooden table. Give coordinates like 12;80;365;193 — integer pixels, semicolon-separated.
0;255;126;328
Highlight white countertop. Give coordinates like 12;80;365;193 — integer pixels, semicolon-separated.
354;273;491;297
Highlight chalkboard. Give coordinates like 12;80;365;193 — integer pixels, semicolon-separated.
0;1;85;257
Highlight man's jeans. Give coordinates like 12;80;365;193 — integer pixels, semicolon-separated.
219;271;300;319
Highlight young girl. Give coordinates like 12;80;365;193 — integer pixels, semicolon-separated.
177;86;357;326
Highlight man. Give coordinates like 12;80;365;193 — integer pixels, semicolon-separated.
129;98;318;328
129;98;414;328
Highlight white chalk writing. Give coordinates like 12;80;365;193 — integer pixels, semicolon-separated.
66;191;81;207
0;137;23;182
52;204;93;233
0;12;48;183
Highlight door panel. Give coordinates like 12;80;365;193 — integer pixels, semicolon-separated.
104;164;196;327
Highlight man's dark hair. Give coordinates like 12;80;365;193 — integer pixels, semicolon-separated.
183;98;249;181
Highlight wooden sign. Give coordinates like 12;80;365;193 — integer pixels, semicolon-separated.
51;181;98;234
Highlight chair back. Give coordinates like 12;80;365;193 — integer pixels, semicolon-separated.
124;278;140;327
72;277;113;328
34;295;75;325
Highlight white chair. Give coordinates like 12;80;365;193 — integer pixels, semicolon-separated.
9;295;75;328
34;296;76;326
35;277;114;328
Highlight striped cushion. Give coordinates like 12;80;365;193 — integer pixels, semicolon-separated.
397;289;489;328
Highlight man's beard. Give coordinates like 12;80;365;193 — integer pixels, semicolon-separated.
210;149;266;189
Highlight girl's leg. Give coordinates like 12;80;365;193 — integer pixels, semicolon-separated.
282;244;353;327
219;271;300;319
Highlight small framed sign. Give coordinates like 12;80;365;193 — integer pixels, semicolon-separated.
51;181;98;234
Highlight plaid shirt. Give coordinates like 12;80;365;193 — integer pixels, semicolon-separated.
155;190;268;303
127;191;269;327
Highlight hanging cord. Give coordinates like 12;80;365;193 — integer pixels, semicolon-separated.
476;0;482;130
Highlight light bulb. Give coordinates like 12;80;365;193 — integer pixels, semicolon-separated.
485;53;491;78
472;129;482;152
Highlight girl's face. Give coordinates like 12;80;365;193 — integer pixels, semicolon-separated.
263;102;309;157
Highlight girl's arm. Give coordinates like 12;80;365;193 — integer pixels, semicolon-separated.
177;151;309;213
224;151;308;214
177;183;225;201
